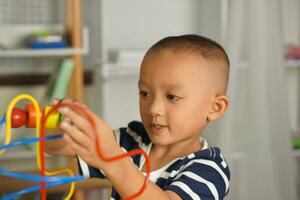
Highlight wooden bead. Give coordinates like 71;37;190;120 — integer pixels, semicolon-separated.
25;104;41;128
44;105;60;129
11;108;27;128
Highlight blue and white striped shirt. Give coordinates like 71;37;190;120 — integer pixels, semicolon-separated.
78;121;230;200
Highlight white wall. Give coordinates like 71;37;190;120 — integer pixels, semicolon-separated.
282;0;300;45
101;0;222;61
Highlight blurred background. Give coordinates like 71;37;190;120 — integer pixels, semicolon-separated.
0;0;299;199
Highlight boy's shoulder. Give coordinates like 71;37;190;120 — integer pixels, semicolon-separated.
162;146;231;199
170;144;230;173
193;146;228;167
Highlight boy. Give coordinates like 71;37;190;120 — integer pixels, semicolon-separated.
47;34;230;200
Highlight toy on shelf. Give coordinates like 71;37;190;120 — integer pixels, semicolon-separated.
0;94;150;200
27;30;68;49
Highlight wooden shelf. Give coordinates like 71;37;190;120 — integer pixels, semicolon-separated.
0;28;89;58
0;48;85;57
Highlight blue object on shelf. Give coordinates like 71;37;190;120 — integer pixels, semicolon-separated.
29;40;68;49
27;30;69;49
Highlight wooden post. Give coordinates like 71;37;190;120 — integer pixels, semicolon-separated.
65;0;85;199
65;0;84;102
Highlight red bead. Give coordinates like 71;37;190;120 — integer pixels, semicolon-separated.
11;108;27;128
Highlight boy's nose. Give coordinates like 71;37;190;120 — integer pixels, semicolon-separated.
150;98;165;117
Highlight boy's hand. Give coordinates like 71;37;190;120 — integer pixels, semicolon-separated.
56;99;121;170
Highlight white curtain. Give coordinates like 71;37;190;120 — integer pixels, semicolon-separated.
220;0;298;199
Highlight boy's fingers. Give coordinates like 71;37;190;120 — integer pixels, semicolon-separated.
58;98;82;105
69;98;88;109
63;117;71;123
63;133;89;155
59;107;94;138
57;98;89;116
60;120;92;148
52;98;60;105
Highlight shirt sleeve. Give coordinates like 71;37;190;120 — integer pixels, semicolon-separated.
77;129;122;179
164;158;230;200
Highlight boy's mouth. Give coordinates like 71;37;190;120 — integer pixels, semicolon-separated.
150;123;167;134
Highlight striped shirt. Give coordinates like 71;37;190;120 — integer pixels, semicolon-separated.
78;121;230;200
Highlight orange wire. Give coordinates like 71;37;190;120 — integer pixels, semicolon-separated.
40;107;47;200
40;102;150;200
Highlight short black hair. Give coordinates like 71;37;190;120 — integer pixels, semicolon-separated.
144;34;230;92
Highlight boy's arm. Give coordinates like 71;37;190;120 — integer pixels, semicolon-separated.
103;151;182;200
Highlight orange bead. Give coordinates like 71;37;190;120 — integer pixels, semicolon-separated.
24;104;61;128
25;104;42;128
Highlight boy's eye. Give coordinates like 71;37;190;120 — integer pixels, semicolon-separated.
167;94;182;103
139;91;149;97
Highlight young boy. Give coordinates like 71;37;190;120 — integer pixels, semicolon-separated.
47;34;230;200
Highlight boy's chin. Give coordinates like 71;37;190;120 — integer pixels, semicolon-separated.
148;134;172;146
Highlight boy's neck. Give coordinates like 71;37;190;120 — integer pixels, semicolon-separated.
151;136;203;161
142;137;202;172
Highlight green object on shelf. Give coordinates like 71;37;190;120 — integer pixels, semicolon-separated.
292;138;300;149
51;59;74;99
43;59;75;104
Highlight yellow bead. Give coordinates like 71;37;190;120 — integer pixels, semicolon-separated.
44;106;61;129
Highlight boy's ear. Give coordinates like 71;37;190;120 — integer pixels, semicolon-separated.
207;95;229;121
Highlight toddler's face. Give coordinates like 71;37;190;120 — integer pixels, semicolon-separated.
138;50;217;147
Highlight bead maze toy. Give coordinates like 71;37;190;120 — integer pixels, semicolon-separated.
0;94;150;200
